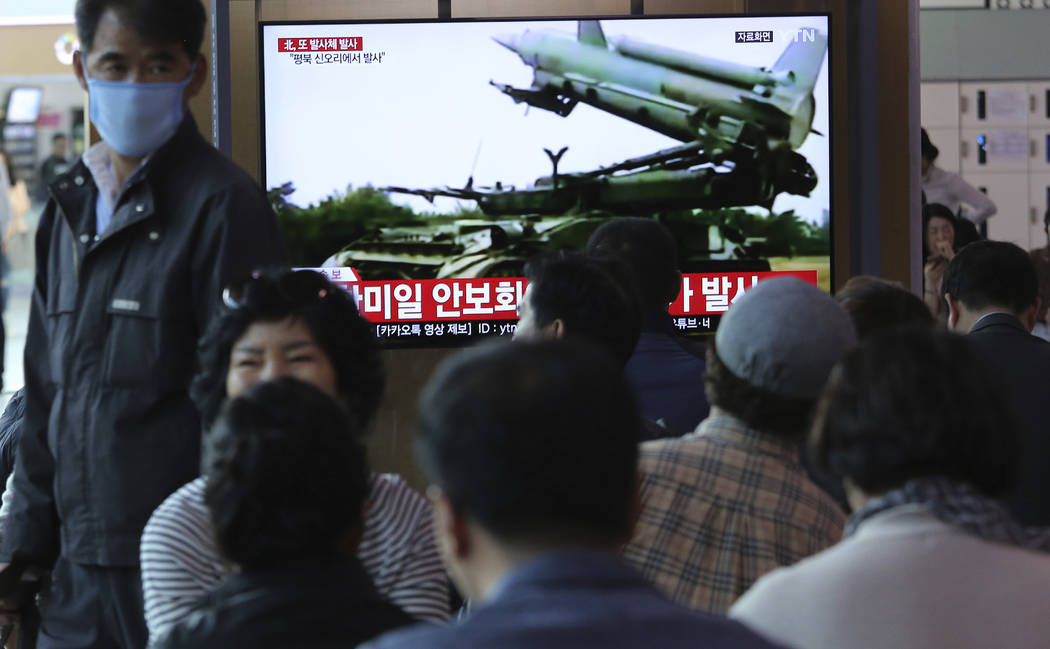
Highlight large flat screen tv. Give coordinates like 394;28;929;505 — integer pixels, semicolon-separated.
261;14;831;346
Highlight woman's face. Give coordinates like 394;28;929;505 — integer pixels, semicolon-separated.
225;316;338;400
926;216;955;257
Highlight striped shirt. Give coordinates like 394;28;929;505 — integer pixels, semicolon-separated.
140;473;449;641
622;413;845;614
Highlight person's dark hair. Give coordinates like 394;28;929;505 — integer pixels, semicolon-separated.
811;328;1017;496
75;0;207;59
705;347;815;439
190;269;384;431
523;252;640;367
941;240;1038;314
835;277;933;339
922;203;957;259
921;127;939;162
203;378;370;569
585;217;681;312
51;133;67;144
417;340;640;547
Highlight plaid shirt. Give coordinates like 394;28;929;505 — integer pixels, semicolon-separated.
622;413;845;613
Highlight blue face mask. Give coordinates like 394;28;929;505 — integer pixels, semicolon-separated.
83;61;194;158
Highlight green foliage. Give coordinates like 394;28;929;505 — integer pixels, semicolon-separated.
703;207;830;257
268;183;419;265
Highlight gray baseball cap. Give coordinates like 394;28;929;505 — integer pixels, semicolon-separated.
714;277;857;399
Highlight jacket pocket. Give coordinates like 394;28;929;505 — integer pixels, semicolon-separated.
102;294;164;387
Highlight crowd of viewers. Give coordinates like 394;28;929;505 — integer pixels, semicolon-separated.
0;2;1048;648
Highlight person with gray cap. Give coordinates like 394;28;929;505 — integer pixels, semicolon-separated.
621;277;854;614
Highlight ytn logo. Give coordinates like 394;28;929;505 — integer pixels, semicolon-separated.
793;28;818;43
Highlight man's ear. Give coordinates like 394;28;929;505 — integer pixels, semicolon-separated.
546;318;567;340
184;52;208;103
73;50;88;92
945;293;962;331
1021;298;1040;332
430;486;471;561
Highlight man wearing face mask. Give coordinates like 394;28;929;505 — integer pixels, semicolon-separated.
0;1;286;647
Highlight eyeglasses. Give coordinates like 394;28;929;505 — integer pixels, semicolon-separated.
221;269;331;310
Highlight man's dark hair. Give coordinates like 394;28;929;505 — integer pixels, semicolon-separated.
835;277;933;339
51;133;67;143
523;252;640;367
704;348;815;439
417;340;640;547
75;0;207;59
942;240;1038;314
811;328;1017;496
190;269;384;431
585;217;681;313
204;378;370;569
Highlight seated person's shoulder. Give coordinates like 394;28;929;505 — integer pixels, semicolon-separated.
144;476;209;536
367;473;429;517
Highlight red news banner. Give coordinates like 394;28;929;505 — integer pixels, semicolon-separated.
278;36;363;52
312;269;818;324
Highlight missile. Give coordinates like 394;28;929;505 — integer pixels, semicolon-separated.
492;20;827;150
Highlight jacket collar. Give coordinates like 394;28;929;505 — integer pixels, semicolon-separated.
687;411;801;465
641;308;677;335
486;550;646;603
969;311;1027;335
49;114;202;239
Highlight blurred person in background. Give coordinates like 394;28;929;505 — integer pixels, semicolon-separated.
586;217;709;437
364;340;787;649
730;328;1050;649
36;134;71;203
921;127;996;225
141;269;449;643
941;240;1050;526
836;276;934;340
512;252;672;440
922;202;980;318
155;379;414;649
623;277;853;613
1028;211;1050;341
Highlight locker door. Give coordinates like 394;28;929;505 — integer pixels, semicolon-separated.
960;128;1031;174
960;82;1029;128
1030;174;1050;249
963;173;1030;249
921;82;960;128
1029;127;1050;174
1029;81;1050;128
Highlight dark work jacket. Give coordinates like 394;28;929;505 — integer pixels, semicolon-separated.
1;115;286;567
156;556;414;649
0;388;25;498
363;551;786;649
968;313;1050;526
625;311;710;437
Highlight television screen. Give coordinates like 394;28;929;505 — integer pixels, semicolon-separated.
261;15;831;346
4;87;43;124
